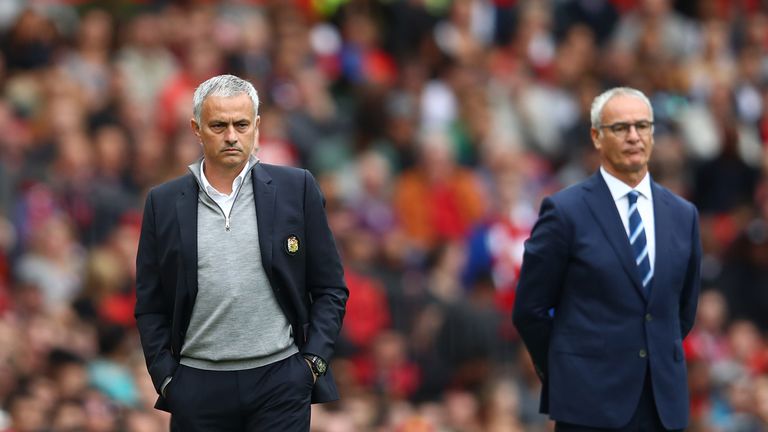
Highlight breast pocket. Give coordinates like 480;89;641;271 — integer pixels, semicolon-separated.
278;226;305;258
665;242;690;290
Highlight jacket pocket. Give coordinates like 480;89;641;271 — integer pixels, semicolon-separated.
551;333;605;357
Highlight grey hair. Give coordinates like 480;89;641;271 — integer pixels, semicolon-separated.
192;75;260;124
590;87;653;131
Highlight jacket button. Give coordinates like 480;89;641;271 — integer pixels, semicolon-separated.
645;313;653;322
639;349;647;358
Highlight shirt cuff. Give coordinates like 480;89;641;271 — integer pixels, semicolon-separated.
160;376;173;397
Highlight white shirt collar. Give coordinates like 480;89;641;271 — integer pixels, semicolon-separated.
200;159;251;198
600;166;652;202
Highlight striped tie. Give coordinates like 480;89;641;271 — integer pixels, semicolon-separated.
628;191;653;290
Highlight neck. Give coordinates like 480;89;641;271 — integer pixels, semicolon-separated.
603;165;646;188
204;161;246;195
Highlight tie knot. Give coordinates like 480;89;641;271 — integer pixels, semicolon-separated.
628;191;639;205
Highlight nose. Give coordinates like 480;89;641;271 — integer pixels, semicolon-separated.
224;124;238;144
626;125;641;141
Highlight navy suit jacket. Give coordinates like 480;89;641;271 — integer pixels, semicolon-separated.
513;172;701;429
135;161;348;412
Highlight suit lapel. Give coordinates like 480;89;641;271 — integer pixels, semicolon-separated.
649;182;671;304
253;163;275;280
582;172;647;299
177;175;199;301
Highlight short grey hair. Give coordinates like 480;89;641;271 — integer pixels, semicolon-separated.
590;87;653;131
192;74;260;124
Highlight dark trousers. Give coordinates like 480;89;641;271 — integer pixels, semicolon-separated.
555;371;683;432
167;353;314;432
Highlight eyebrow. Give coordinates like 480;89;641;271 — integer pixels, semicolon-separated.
208;119;251;125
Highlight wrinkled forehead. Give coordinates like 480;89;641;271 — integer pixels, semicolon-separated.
201;94;257;120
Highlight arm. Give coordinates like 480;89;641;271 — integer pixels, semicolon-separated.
512;197;570;380
134;191;177;394
679;206;701;339
301;170;349;362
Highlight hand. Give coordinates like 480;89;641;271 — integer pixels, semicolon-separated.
304;358;318;384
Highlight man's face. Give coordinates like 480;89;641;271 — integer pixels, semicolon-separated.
591;94;654;181
191;93;259;172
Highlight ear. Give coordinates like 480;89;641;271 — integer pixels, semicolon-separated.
190;118;201;140
253;115;261;137
590;127;602;150
252;116;261;154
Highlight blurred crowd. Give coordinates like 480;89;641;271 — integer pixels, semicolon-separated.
0;0;767;430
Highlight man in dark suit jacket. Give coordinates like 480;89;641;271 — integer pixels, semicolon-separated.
135;74;348;431
513;87;701;431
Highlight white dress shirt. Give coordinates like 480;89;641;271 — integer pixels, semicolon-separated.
200;159;251;217
600;166;655;272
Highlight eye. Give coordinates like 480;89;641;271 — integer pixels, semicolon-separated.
209;123;226;132
235;122;250;131
611;123;630;134
635;121;651;131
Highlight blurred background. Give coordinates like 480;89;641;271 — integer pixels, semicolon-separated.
0;0;767;430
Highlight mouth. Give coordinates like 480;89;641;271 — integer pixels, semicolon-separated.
222;148;242;154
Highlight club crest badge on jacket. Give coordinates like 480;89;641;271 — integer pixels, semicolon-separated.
286;235;300;255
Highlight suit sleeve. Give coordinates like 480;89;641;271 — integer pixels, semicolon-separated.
513;196;571;381
134;191;178;394
301;170;349;362
679;205;701;339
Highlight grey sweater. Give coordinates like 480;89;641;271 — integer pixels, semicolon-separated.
180;161;297;370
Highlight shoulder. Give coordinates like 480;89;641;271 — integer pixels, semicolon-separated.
254;163;316;192
257;162;307;178
652;182;698;216
147;173;196;200
547;175;596;208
